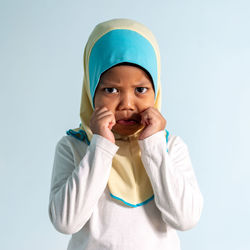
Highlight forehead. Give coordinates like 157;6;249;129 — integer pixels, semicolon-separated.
99;64;153;85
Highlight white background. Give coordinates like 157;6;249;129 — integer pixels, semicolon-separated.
1;0;249;249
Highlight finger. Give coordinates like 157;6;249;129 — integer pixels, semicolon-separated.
140;108;159;118
90;109;113;122
93;108;112;118
95;114;116;127
95;110;114;120
94;106;109;113
141;108;163;123
96;106;109;110
91;113;115;128
140;112;153;126
96;108;114;117
108;118;116;129
139;124;155;140
141;118;146;126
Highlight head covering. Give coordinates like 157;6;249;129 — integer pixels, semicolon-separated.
67;18;169;207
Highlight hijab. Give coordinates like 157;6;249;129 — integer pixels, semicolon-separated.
67;18;169;207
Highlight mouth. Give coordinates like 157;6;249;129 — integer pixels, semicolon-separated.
116;119;140;126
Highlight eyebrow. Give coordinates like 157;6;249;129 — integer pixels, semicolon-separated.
99;80;152;86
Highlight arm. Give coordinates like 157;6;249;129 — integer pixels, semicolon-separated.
48;134;119;235
138;130;204;231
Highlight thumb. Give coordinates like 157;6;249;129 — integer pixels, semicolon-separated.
108;117;116;130
139;124;153;140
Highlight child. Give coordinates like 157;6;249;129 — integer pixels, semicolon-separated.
48;18;203;250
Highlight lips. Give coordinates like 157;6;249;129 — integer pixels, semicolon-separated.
115;113;141;126
116;119;139;125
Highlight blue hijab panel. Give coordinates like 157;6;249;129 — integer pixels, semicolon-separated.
89;29;158;106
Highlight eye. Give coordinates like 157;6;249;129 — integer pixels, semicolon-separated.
135;87;148;94
104;88;118;93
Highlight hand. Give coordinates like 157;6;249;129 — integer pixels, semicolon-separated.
139;107;166;140
90;107;116;144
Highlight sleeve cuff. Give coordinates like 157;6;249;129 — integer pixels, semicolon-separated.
138;130;166;154
90;134;119;156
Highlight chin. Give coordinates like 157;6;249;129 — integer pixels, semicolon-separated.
112;124;143;136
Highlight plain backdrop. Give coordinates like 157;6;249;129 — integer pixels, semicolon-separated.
1;0;249;249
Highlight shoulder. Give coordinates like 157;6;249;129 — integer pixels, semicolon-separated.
168;133;188;148
55;134;89;156
167;133;189;155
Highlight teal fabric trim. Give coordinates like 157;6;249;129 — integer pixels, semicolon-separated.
66;128;169;151
66;129;90;145
165;129;169;152
109;192;154;207
89;29;158;107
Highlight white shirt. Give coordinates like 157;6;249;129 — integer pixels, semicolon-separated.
48;130;203;250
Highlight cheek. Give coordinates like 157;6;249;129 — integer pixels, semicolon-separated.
94;94;116;112
104;102;116;112
138;96;155;110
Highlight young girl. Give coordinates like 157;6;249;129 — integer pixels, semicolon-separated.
48;18;203;250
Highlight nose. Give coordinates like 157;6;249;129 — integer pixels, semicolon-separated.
117;92;134;111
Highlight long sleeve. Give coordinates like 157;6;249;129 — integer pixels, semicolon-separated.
138;130;204;231
48;134;119;235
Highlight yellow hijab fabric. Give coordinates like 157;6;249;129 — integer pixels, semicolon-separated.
67;18;164;207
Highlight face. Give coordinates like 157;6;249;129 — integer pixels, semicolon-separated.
94;64;155;136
